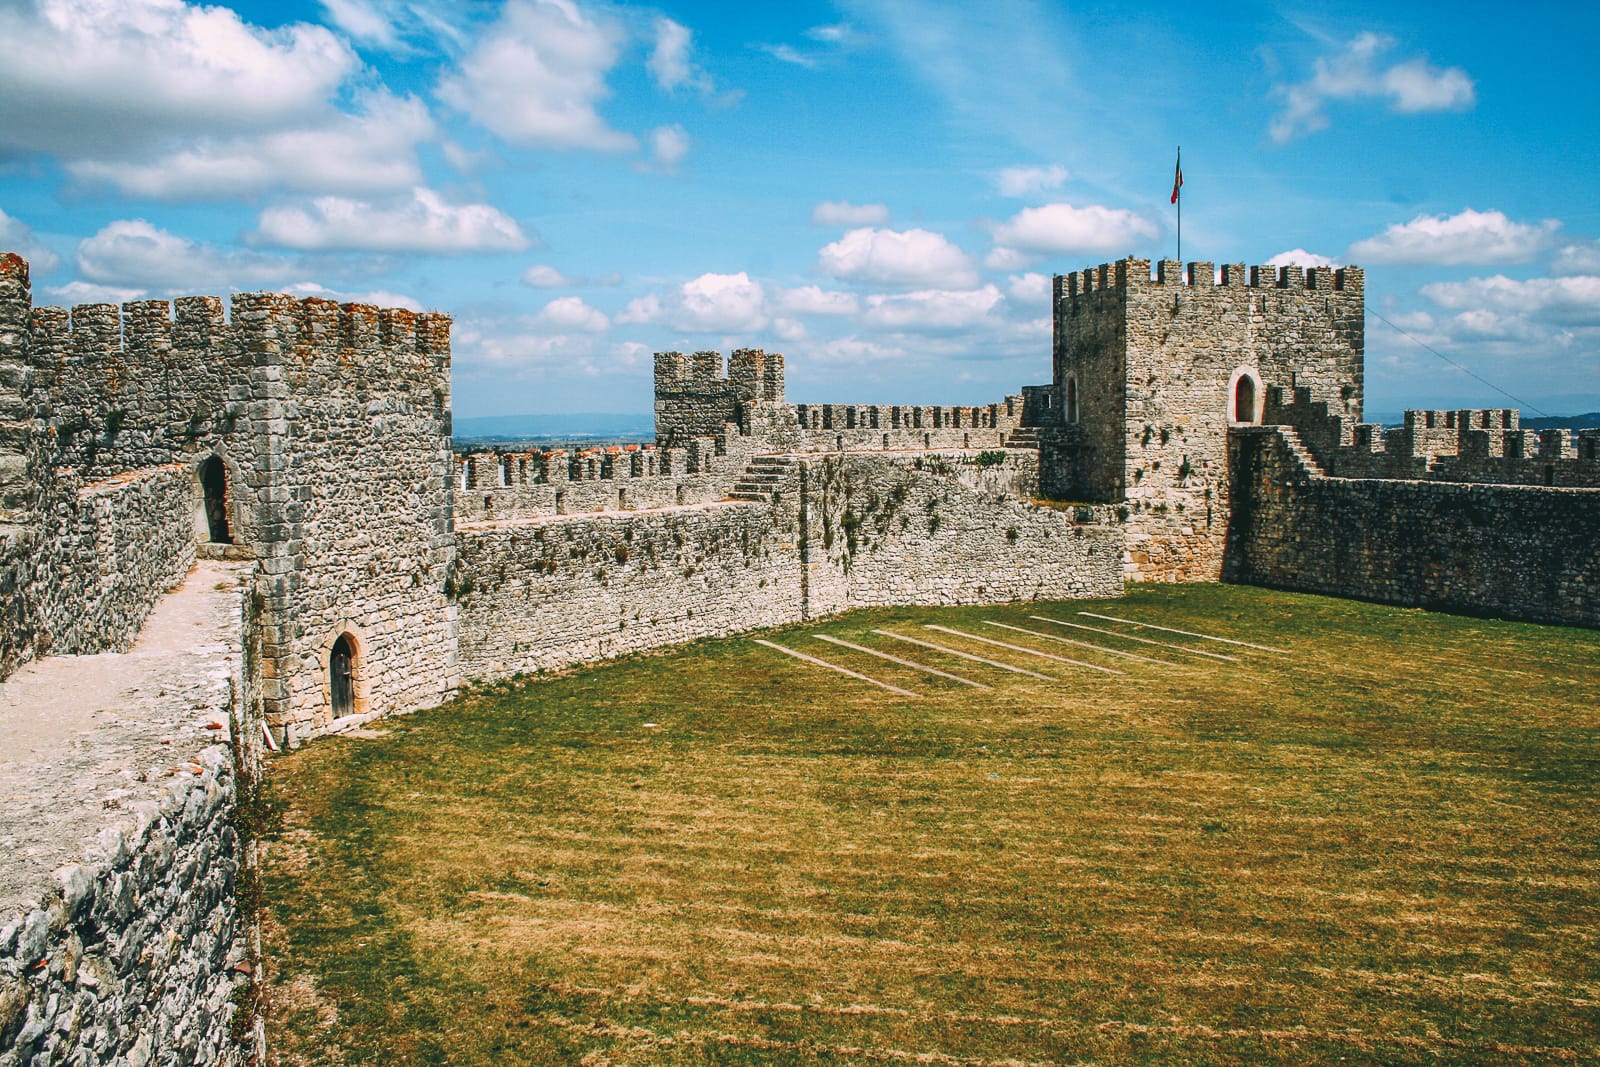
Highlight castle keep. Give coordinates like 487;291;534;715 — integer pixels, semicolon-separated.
1;247;1597;1064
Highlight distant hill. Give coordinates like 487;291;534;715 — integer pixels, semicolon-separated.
454;412;653;441
1521;412;1600;430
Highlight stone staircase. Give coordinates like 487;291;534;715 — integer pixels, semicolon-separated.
730;456;798;502
1274;426;1326;479
1004;427;1041;449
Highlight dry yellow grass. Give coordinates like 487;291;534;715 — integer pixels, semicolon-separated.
261;585;1600;1065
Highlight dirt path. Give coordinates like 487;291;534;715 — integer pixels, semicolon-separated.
0;559;250;915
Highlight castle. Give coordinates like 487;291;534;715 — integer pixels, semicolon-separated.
1;248;1597;1063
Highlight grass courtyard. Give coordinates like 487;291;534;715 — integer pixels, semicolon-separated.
260;585;1599;1065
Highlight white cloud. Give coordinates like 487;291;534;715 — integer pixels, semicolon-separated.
984;247;1032;271
1421;274;1600;327
255;187;529;253
995;164;1068;198
437;0;635;152
647;17;713;94
678;272;767;332
0;0;357;158
773;318;807;342
777;286;860;317
614;293;661;325
863;285;1004;332
0;210;61;273
0;1;452;202
537;295;609;332
1267;249;1340;269
812;201;890;227
650;125;690;171
757;22;862;69
320;0;399;48
76;220;298;291
522;264;575;288
1271;32;1475;143
68;91;433;200
1349;209;1558;266
818;227;978;288
989;203;1158;264
759;43;817;68
1006;272;1051;305
1552;241;1600;277
454;318;635;372
45;280;145;305
814;336;904;365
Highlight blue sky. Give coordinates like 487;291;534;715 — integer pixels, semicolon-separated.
1;0;1596;419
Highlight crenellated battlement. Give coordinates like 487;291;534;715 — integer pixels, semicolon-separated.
654;347;787;441
1263;386;1600;487
453;433;743;522
0;252;452;483
1055;257;1364;303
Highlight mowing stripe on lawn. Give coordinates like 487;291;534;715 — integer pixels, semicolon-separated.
984;621;1180;667
874;630;1055;680
925;626;1124;675
814;634;992;690
753;639;920;697
1029;616;1238;662
1079;612;1291;654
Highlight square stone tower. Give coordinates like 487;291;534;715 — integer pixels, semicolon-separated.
1046;257;1364;580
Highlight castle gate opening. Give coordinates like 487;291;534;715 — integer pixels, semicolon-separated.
200;456;231;542
330;634;356;719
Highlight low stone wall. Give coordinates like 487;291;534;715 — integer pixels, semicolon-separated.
3;464;197;677
1227;427;1600;627
455;449;1124;681
0;745;245;1067
42;465;198;656
807;453;1121;609
455;501;803;678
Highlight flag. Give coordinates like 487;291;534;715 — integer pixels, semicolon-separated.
1170;150;1183;204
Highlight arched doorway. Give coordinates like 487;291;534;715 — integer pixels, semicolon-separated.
1231;372;1260;424
330;634;356;719
200;456;231;542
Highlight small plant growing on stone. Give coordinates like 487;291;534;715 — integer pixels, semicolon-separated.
975;450;1007;467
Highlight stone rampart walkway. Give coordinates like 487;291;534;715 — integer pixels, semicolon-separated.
0;559;250;916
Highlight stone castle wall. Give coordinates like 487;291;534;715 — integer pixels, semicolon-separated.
454;450;1121;680
1048;259;1364;582
238;295;458;743
806;452;1120;610
1267;388;1600;487
1226;426;1600;627
455;502;803;678
653;345;1032;456
0;253;461;744
30;465;197;659
1;559;261;1067
0;257;201;677
453;436;745;523
0;747;247;1067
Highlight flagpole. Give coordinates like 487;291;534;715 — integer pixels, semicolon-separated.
1175;146;1181;265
